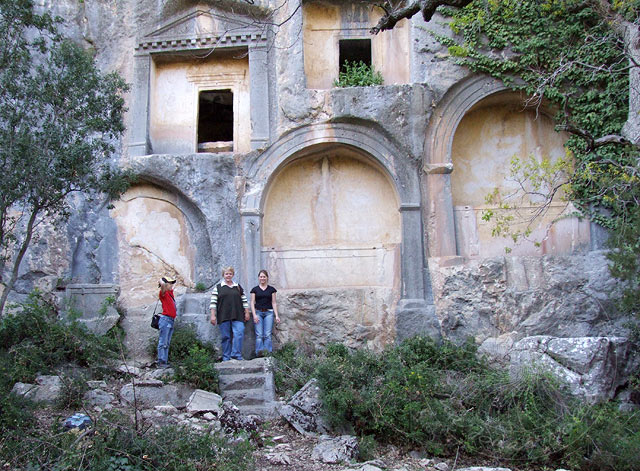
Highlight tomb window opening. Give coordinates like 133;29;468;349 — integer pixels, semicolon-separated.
339;38;371;71
197;89;234;153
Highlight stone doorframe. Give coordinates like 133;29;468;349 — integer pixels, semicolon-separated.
423;74;511;258
128;7;272;157
241;122;440;340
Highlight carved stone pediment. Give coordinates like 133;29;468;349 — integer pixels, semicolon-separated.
137;7;267;53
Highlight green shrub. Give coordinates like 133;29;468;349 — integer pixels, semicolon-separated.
148;323;220;390
0;293;121;394
0;393;36;433
56;376;89;410
334;60;383;87
148;322;217;362
272;341;319;399
174;344;220;392
293;336;640;470
194;282;207;292
0;410;254;470
357;435;378;462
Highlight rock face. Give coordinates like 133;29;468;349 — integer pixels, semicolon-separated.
3;0;635;381
429;252;628;343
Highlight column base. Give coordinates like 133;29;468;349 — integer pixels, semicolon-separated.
396;299;442;343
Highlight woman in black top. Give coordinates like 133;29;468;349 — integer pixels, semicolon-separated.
250;270;280;356
209;266;250;361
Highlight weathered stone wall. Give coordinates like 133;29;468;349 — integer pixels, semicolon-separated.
4;1;629;372
429;251;628;344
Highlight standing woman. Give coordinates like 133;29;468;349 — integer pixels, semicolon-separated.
209;266;250;361
250;269;280;356
157;276;177;369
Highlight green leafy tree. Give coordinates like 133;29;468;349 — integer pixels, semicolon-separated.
0;0;133;314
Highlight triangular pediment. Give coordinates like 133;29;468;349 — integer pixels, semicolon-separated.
143;8;259;42
137;7;267;52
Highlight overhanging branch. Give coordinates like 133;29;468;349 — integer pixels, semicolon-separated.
370;0;474;34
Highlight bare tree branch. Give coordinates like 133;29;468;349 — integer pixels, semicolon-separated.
370;0;473;34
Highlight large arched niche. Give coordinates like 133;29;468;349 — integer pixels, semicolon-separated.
424;75;590;258
242;122;438;349
262;144;401;289
110;182;200;309
450;93;591;257
259;143;402;350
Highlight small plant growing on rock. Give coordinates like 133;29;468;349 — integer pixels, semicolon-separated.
334;60;383;87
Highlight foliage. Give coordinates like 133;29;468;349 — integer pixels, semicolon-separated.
432;0;640;317
271;341;319;399
480;153;575;250
276;337;640;470
0;293;122;395
174;344;220;392
194;282;207;292
334;60;383;87
0;0;134;314
148;323;220;391
0;409;254;470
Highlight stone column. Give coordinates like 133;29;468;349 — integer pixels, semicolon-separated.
424;163;457;257
396;203;442;342
399;203;425;300
240;208;262;359
129;53;152;157
249;45;270;150
240;208;263;289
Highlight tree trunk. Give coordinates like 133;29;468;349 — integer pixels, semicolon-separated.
0;209;38;314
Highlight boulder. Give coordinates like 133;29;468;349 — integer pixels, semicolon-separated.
185;389;223;415
11;375;63;404
84;389;115;407
509;336;638;402
311;435;358;464
120;382;194;408
279;378;330;436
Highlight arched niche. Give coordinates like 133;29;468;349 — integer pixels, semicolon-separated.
423;75;590;258
260;144;401;349
262;144;402;290
450;94;590;256
110;182;204;308
241;122;439;348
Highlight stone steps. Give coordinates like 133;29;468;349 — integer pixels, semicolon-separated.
215;357;279;418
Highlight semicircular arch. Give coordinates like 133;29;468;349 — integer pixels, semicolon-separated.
243;122;420;211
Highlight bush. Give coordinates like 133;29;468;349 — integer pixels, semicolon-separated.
0;410;254;470
282;336;640;470
0;293;122;394
148;323;220;391
334;60;383;87
271;341;319;399
174;344;220;392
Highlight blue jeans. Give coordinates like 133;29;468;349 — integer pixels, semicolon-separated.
255;309;274;353
157;315;175;364
219;320;245;361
